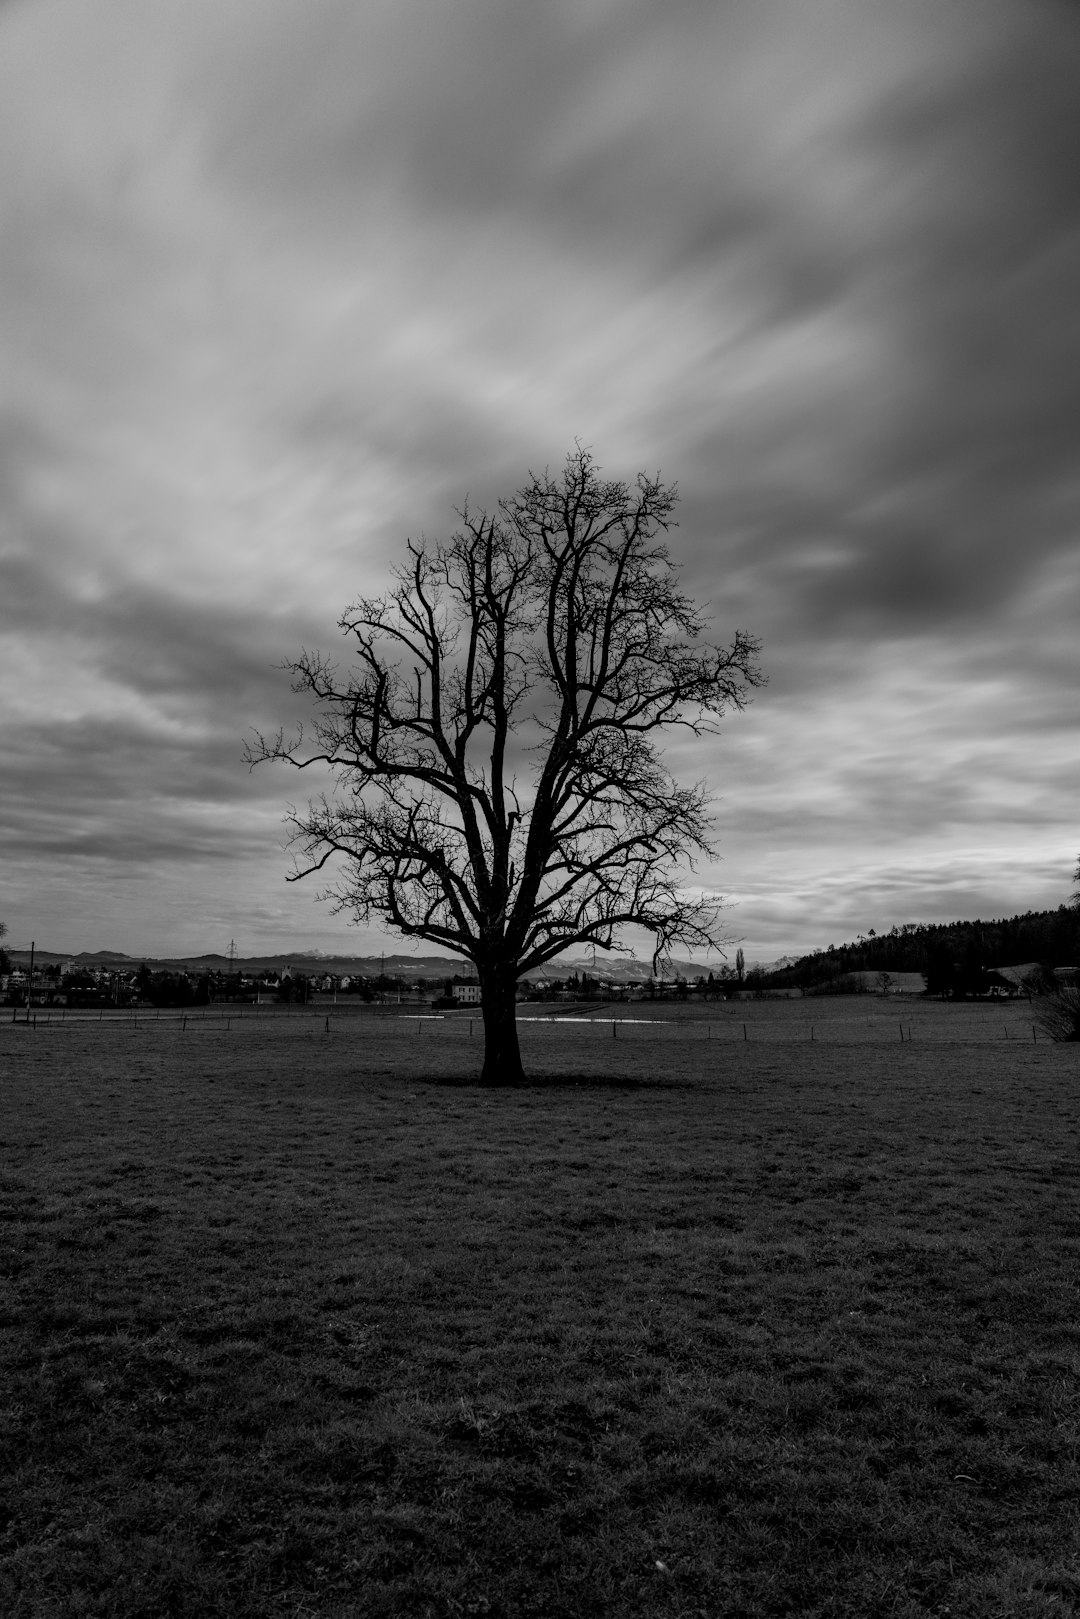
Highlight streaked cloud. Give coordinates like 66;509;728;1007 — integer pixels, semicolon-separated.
1;0;1077;959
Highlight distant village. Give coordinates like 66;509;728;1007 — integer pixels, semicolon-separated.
1;953;1074;1011
4;902;1077;1012
2;959;759;1011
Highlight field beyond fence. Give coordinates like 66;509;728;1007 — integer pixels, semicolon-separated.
1;1001;1078;1617
4;991;1060;1048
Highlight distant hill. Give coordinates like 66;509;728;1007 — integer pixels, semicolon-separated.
761;906;1080;994
2;946;464;977
11;910;1076;991
5;944;723;984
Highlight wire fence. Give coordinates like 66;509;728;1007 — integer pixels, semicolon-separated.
0;998;1064;1045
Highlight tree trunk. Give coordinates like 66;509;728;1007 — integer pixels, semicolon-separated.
479;965;525;1085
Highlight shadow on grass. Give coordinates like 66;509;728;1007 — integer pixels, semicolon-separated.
414;1071;691;1091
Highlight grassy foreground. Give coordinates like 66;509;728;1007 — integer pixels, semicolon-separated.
1;1011;1079;1617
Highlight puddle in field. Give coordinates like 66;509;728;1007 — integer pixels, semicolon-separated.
518;1016;672;1024
395;1014;676;1025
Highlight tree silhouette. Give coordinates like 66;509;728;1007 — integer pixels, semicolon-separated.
248;448;763;1083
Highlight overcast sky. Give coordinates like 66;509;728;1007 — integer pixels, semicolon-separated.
1;0;1078;965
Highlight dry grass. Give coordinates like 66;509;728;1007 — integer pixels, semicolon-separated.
1;1006;1079;1616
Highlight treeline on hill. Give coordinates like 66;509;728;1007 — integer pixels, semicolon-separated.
763;907;1080;996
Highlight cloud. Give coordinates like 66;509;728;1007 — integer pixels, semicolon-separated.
1;0;1078;958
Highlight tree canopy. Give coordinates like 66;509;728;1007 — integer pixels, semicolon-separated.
249;447;763;1081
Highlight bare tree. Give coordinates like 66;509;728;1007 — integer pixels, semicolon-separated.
248;447;763;1083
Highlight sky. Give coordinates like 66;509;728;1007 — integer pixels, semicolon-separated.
1;0;1078;966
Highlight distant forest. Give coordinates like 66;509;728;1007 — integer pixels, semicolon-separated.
762;906;1080;996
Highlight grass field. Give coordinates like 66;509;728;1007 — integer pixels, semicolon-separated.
2;1002;1079;1616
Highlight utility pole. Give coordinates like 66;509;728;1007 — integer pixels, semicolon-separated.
25;940;34;1024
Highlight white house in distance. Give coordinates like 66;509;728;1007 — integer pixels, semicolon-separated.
454;981;482;1005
